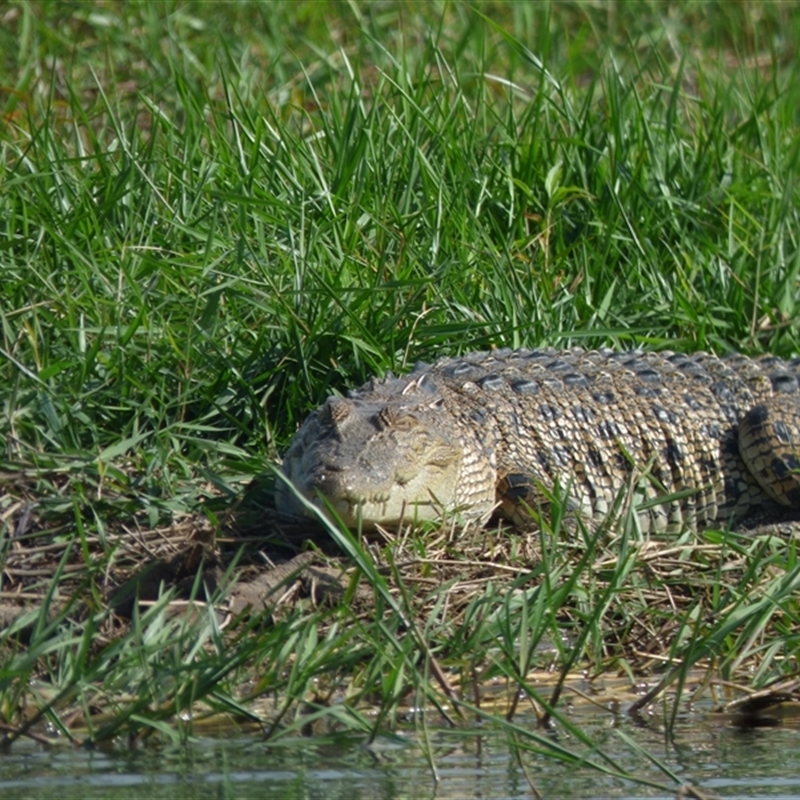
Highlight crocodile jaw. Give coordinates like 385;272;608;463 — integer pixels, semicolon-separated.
281;460;460;527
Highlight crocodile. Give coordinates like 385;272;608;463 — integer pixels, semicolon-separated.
278;347;800;532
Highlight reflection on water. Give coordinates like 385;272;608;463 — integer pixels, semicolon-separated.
2;711;800;800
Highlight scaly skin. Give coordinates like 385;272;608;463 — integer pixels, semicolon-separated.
278;348;800;531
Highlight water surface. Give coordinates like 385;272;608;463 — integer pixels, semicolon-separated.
3;707;800;800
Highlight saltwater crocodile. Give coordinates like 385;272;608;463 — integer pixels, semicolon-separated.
278;347;800;532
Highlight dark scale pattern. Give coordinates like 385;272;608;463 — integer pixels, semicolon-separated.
478;374;505;391
539;404;562;422
425;347;800;531
773;420;793;444
771;373;798;393
279;347;800;532
564;372;593;387
636;368;663;383
592;391;616;404
512;379;540;395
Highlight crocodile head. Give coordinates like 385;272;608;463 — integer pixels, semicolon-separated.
278;374;482;528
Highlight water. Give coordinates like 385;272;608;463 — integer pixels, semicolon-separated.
3;710;800;800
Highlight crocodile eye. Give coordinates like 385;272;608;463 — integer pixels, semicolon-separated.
377;406;420;432
322;398;352;425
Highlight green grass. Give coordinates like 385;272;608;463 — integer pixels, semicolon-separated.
2;0;800;793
